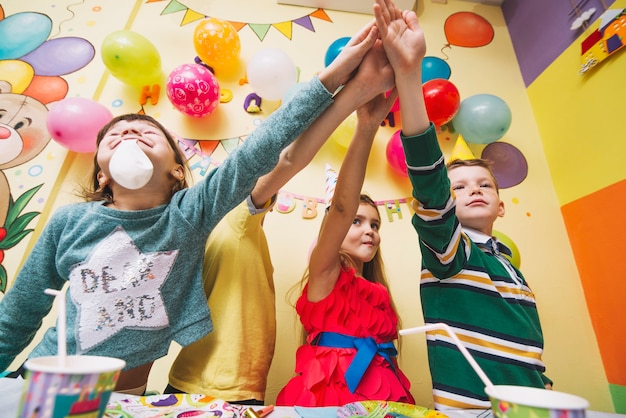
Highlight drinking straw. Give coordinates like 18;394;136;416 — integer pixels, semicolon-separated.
44;288;67;366
399;322;497;395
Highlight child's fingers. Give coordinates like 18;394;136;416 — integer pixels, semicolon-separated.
347;19;376;47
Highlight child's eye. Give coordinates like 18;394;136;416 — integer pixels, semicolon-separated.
481;183;492;188
452;185;464;191
371;223;380;231
352;218;361;225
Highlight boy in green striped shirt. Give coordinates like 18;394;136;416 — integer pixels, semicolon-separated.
374;0;552;410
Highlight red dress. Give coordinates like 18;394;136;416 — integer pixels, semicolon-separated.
276;267;415;407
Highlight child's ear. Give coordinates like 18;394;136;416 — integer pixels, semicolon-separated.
97;171;110;190
171;164;185;181
497;199;505;218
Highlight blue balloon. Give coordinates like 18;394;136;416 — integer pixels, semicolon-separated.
452;94;512;144
324;37;350;67
422;56;451;82
0;12;52;60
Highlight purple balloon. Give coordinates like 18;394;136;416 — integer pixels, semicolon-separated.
20;37;95;76
481;142;528;189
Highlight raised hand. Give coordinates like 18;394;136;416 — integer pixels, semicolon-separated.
318;20;379;93
373;0;426;76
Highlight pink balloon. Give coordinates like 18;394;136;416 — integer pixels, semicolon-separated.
386;129;407;177
46;97;113;153
166;63;220;118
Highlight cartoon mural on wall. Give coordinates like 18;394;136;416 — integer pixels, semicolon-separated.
579;7;626;74
0;4;95;291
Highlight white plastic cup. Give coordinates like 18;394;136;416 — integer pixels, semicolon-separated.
486;385;589;418
17;355;125;418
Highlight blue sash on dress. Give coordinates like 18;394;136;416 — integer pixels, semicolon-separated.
312;332;397;393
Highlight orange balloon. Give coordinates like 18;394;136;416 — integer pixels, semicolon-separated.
444;12;494;48
193;17;240;73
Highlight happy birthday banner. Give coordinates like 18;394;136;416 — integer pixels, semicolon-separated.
150;0;333;41
177;137;414;223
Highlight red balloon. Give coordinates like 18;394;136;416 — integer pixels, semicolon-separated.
444;12;494;48
422;78;460;127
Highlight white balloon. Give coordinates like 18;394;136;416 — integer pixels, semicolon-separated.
247;48;297;101
109;140;154;190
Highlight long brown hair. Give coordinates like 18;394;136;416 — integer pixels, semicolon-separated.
287;194;402;337
79;113;190;203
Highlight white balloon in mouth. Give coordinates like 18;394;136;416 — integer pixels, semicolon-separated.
108;140;154;190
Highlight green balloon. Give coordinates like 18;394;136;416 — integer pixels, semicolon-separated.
101;30;162;87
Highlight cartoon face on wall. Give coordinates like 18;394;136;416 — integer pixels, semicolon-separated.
0;81;50;226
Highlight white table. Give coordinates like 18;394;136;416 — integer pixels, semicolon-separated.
1;377;623;418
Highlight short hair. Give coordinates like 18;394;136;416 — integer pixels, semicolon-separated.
446;158;499;192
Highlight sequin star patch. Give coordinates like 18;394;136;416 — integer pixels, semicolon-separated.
69;226;178;351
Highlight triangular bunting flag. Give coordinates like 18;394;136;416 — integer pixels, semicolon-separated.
229;21;247;31
161;0;187;15
449;134;475;161
293;16;314;32
199;140;220;157
181;8;206;26
220;137;242;153
248;23;272;41
310;9;332;22
273;21;293;40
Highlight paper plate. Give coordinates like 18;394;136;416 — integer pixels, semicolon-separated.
104;393;236;418
337;401;447;418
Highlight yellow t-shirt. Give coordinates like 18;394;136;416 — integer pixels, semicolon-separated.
168;196;276;402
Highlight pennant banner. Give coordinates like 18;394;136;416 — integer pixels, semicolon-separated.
154;0;332;41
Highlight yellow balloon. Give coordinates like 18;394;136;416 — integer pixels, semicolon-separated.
101;30;163;87
329;112;357;149
492;230;521;269
0;60;34;93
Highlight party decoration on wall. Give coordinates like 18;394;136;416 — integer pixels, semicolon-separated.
325;37;350;67
243;93;263;113
157;2;333;41
570;7;596;31
166;63;221;118
422;78;460;128
246;48;297;101
101;30;163;88
0;4;96;291
193;17;241;73
443;11;494;50
481;142;528;189
46;97;114;153
492;230;521;269
386;130;408;177
449;135;475;161
579;7;626;74
422;56;451;83
452;94;512;144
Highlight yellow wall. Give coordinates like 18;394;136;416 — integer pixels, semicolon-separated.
1;0;616;412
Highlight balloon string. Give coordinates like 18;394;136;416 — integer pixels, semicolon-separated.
440;45;451;60
49;0;84;39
